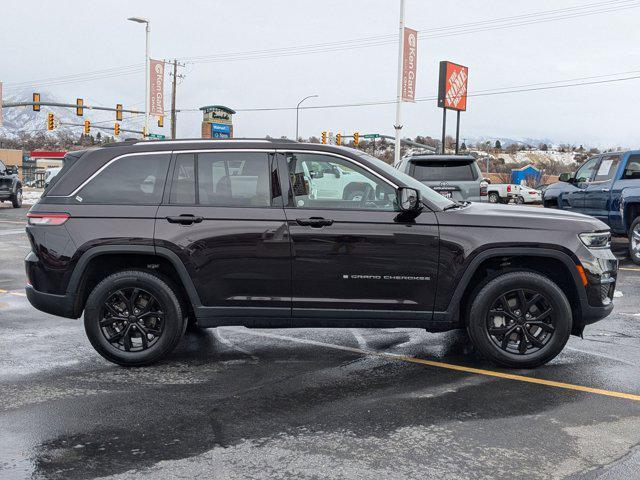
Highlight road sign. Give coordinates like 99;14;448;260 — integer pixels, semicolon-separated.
363;134;380;139
148;133;166;139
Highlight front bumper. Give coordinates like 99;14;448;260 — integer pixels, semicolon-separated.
576;242;618;328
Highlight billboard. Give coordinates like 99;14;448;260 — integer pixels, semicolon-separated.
401;28;418;102
438;61;469;111
211;123;231;139
149;59;165;116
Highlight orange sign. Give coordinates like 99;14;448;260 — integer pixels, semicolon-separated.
402;28;418;102
438;61;469;111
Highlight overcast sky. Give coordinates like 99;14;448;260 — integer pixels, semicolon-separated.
3;0;640;147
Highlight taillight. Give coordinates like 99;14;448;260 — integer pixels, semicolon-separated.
529;191;537;195
27;213;70;226
507;185;511;193
480;181;488;196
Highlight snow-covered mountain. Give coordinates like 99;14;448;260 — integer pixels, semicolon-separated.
464;135;555;148
0;88;143;140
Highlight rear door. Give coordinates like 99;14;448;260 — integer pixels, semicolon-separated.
154;149;291;323
582;154;621;221
409;159;480;202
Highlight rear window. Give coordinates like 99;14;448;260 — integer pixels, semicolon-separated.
76;153;171;205
411;161;477;182
43;155;80;196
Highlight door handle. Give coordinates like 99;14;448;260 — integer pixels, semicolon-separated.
296;217;334;228
166;214;203;225
601;188;610;193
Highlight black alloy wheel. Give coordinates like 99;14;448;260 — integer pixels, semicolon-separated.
100;288;164;352
486;288;555;355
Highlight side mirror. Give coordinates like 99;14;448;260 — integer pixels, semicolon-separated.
310;170;324;179
482;178;491;184
398;187;421;211
333;166;341;178
559;172;574;183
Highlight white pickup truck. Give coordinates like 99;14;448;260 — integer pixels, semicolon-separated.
487;183;542;204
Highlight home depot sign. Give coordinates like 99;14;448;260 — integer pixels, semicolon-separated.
437;61;469;111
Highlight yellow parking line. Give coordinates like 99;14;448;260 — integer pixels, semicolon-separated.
8;292;26;297
620;267;640;272
235;329;640;402
0;289;6;294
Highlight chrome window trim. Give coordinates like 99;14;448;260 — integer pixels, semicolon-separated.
131;139;271;146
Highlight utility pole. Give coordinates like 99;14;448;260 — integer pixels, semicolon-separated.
393;0;405;166
169;60;185;140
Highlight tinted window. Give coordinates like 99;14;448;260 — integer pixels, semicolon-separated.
169;154;196;204
198;152;271;207
286;152;396;211
575;157;599;183
593;155;620;182
78;154;170;205
411;161;476;181
622;155;640;180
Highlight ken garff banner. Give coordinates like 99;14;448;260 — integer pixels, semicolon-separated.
402;28;418;102
149;59;165;117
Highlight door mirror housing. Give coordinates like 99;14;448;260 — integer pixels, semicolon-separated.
309;170;324;179
558;172;574;183
398;187;421;211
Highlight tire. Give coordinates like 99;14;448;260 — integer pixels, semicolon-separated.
11;188;22;208
516;196;525;204
466;271;572;369
84;270;186;366
629;217;640;265
488;192;499;204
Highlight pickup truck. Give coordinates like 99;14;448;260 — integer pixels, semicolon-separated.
0;160;23;208
542;151;640;263
487;183;521;204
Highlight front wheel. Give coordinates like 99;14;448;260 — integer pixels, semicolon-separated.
11;188;22;208
516;196;525;204
466;271;572;368
84;270;186;366
629;217;640;265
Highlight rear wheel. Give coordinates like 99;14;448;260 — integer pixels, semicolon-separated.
629;217;640;265
488;192;499;204
466;271;572;368
11;188;22;208
84;270;186;366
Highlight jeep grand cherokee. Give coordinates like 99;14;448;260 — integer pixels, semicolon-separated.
25;140;618;368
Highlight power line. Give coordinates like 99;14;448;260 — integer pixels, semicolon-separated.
4;0;637;89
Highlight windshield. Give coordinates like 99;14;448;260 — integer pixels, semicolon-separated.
346;148;456;209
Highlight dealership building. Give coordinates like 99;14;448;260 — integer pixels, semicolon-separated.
200;105;235;139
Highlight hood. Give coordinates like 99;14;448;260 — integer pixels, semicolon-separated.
438;202;608;233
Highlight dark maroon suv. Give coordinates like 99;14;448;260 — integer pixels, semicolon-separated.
25;139;618;368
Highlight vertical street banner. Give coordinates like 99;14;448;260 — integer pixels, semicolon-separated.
401;28;418;102
438;61;469;111
149;59;165;117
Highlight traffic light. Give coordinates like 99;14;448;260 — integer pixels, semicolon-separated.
321;131;327;144
353;132;360;147
76;98;84;116
84;120;90;134
114;123;120;136
157;116;164;128
33;93;40;111
47;113;54;131
142;126;148;138
336;133;342;146
116;104;123;121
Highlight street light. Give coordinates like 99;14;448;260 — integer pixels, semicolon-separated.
127;16;150;137
295;94;318;141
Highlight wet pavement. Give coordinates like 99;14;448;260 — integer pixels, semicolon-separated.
1;203;639;479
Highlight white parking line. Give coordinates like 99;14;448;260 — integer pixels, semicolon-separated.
214;328;259;361
349;329;368;350
0;229;25;236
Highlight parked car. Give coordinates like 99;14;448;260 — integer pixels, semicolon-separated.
517;187;542;204
26;140;617;368
543;151;640;263
0;160;23;208
44;167;62;188
396;155;488;202
486;183;520;204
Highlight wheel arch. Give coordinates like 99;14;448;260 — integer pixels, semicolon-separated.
623;198;640;232
68;245;202;317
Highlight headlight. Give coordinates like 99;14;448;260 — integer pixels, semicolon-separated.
579;232;611;249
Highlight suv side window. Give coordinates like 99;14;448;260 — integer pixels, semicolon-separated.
198;152;271;207
169;154;196;204
285;152;396;210
575;157;600;183
0;160;5;173
78;153;171;205
622;155;640;180
593;155;620;182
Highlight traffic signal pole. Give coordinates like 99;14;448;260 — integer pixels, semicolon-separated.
393;0;405;166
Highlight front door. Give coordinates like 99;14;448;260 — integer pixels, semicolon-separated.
278;151;439;325
154;150;291;324
562;156;600;212
582;154;621;222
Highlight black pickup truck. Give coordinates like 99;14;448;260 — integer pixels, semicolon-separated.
0;160;23;208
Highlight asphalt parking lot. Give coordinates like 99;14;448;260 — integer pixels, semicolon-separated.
1;203;639;480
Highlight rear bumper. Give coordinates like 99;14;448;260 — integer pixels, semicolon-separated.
25;285;79;319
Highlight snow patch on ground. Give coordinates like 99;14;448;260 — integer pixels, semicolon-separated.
22;189;42;205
